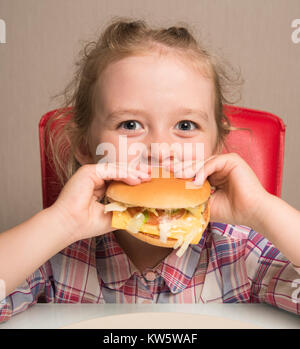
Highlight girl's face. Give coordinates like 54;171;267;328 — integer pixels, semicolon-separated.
82;52;219;172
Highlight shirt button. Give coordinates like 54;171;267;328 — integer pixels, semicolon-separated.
144;271;157;281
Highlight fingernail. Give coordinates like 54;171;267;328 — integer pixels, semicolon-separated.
141;176;152;182
193;176;204;186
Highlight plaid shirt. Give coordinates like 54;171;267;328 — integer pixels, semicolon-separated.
1;222;300;323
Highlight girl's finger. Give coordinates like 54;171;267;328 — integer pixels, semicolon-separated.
165;155;218;180
193;153;240;186
96;162;150;180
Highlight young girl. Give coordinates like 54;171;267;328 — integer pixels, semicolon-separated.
0;18;299;323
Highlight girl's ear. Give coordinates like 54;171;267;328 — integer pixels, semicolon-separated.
74;138;93;165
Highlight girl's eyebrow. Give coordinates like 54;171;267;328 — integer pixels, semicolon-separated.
106;107;209;123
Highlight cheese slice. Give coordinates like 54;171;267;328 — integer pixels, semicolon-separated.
126;212;145;234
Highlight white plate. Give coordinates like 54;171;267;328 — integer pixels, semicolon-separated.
61;312;261;329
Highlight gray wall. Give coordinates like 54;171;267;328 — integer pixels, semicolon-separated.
0;0;299;231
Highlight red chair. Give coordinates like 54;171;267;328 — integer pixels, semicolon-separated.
39;105;286;209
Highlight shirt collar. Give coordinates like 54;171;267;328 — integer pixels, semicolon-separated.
96;224;211;294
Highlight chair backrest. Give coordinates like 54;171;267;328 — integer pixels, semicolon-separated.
39;105;285;209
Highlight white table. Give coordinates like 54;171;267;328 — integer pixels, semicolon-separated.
0;303;299;329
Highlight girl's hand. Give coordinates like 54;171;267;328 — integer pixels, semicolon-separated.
168;153;269;228
50;163;151;243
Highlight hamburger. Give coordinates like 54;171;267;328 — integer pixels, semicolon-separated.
103;168;211;257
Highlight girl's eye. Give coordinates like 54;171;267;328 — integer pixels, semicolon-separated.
119;120;143;131
175;120;198;131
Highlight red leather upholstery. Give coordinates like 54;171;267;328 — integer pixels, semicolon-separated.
39;105;285;209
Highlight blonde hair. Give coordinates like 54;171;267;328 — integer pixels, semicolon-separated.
45;16;244;186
